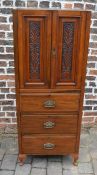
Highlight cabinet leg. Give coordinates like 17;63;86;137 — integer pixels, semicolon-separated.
71;153;79;166
18;154;26;166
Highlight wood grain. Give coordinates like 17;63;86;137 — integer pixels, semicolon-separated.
21;114;78;134
17;10;51;89
22;134;76;155
20;93;80;112
13;10;91;163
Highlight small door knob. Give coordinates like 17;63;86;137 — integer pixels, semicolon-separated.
52;48;56;56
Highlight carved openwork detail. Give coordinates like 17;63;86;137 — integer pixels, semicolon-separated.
61;22;74;80
29;21;40;79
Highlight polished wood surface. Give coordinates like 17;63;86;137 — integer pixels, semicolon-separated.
51;11;84;89
20;93;80;112
21;114;78;134
22;135;76;154
13;9;91;165
17;10;51;89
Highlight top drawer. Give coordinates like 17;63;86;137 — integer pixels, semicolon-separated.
20;93;80;113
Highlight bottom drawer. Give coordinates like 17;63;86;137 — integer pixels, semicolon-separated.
22;135;76;155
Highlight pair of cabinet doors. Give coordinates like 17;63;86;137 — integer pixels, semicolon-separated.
14;10;90;90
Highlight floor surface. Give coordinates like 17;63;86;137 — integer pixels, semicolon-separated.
0;127;97;175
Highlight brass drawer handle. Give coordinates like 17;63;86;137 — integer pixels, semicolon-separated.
43;121;55;128
44;100;56;108
43;143;55;149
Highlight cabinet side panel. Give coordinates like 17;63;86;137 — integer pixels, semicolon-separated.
13;10;22;153
76;11;91;152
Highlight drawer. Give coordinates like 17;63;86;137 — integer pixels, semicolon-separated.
21;114;78;134
20;93;80;113
22;135;76;155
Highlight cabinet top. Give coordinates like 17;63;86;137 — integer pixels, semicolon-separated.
13;8;91;12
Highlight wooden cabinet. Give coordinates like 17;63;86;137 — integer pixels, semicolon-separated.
13;9;91;165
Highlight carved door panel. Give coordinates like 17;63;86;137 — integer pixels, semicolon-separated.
51;11;86;89
17;10;51;89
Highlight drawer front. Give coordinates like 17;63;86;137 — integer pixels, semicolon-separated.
21;114;78;134
20;93;80;113
22;135;76;154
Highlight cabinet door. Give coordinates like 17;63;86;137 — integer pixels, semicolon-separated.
51;11;87;90
17;10;51;89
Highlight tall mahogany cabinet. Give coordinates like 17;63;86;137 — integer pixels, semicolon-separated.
13;9;91;165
